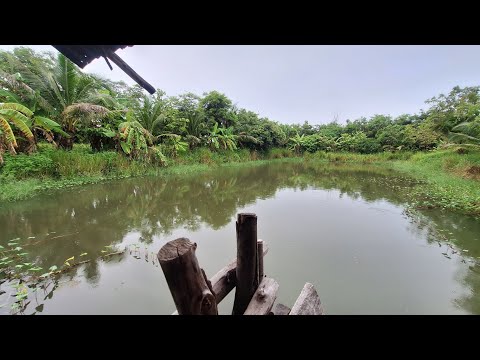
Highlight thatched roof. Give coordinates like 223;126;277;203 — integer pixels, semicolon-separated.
52;45;155;94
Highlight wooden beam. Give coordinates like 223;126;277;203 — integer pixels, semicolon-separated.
272;303;291;315
244;277;279;315
290;283;324;315
106;51;156;94
232;213;258;315
158;238;217;315
172;243;269;314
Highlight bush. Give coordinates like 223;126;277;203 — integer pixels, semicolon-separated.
0;153;57;179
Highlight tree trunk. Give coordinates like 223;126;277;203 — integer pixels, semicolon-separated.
58;134;74;150
158;238;218;315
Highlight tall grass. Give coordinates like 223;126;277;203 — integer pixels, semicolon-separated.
1;144;479;216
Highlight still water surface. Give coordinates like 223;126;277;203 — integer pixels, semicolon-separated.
1;161;480;314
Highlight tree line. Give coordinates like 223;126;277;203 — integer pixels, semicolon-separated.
1;47;479;165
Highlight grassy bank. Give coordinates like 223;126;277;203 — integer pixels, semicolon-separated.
301;147;480;216
1;144;479;217
0;144;297;202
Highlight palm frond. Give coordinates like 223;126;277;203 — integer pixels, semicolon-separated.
0;116;17;148
0;109;34;140
33;116;70;137
0;102;33;117
449;131;480;144
62;103;110;124
56;54;77;105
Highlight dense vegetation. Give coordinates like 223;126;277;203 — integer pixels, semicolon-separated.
0;47;479;215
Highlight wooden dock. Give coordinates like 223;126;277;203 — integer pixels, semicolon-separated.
157;213;324;315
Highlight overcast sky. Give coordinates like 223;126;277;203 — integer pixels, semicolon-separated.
2;45;480;125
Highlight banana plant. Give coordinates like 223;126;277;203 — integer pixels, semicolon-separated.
118;110;154;159
0;102;62;163
158;133;188;157
207;122;237;151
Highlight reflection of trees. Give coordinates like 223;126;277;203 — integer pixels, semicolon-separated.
0;161;426;275
1;160;480;313
406;209;480;314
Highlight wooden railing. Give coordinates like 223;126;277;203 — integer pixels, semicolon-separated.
158;213;324;315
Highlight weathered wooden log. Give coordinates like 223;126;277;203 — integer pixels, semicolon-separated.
257;239;264;281
232;213;258;315
272;303;291;315
172;243;269;314
212;242;269;304
158;238;218;315
244;277;279;315
290;282;324;315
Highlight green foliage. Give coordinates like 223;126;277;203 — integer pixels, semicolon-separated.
200;91;236;128
207;122;237;151
0;153;56;179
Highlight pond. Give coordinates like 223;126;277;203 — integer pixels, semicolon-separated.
1;160;480;314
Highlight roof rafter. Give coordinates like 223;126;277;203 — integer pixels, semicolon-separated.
52;45;156;94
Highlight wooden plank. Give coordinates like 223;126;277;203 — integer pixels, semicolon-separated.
272;303;291;315
158;238;217;315
172;243;269;314
244;277;279;315
232;213;259;315
290;282;324;315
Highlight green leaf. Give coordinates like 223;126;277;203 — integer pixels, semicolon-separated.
0;245;4;249
64;261;70;267
14;247;22;251
0;109;34;140
40;273;50;278
101;129;116;138
7;242;18;246
65;256;74;262
15;265;24;269
49;265;58;271
0;102;33;117
120;141;131;154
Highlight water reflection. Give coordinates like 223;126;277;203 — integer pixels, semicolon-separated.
1;160;480;314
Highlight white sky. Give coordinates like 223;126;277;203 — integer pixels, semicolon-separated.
2;45;480;125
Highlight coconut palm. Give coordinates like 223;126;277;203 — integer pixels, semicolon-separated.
449;120;480;144
1;53;115;149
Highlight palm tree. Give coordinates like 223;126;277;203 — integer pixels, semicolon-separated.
136;94;167;136
1;53;114;149
449;120;480;144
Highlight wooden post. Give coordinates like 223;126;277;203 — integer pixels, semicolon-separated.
232;213;258;315
257;239;264;281
272;303;291;315
158;238;218;315
290;282;324;315
244;277;279;315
